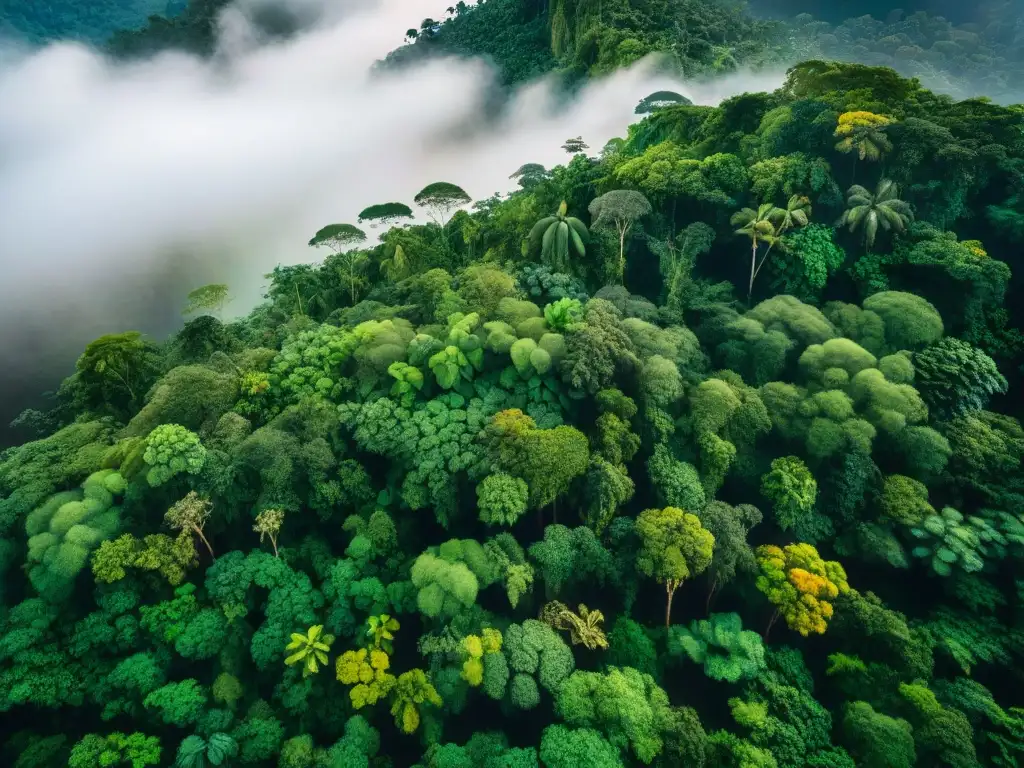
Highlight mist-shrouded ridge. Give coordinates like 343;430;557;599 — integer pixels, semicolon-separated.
0;0;786;432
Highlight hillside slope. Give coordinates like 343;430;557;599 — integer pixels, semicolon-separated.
0;0;180;46
2;57;1024;767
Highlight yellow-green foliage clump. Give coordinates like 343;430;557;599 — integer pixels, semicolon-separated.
25;469;125;600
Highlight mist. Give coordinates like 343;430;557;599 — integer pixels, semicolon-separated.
0;0;786;437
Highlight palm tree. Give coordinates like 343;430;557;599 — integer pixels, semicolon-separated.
380;243;410;282
748;194;811;295
731;202;782;304
772;194;812;234
837;179;913;252
834;111;894;182
527;201;589;272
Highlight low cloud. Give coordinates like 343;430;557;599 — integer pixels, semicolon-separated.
0;0;785;429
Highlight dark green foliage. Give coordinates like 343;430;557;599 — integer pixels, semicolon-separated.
605;617;658;677
669;612;767;682
635;91;693;114
770;224;846;301
913;338;1008;419
69;732;161;768
71;331;162;416
0;0;170;46
357;203;414;228
841;701;915;768
517;264;588;304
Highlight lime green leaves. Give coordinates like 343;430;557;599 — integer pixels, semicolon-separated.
428;312;484;389
387;362;424;406
284;624;335;678
366;614;400;654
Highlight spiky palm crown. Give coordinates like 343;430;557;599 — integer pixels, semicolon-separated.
731;202;781;245
284;624;335;677
838;178;913;249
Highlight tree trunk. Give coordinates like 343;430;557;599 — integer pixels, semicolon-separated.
751;239;777;290
271;536;279;558
113;368;136;403
619;225;627;284
194;525;215;560
764;609;779;640
747;239;758;305
706;577;718;614
665;581;678;629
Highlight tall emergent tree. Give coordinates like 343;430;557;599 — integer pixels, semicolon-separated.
731;195;811;303
75;331;161;410
165;492;215;560
509;163;551;189
253;508;284;557
413;181;471;227
589;189;653;283
308;223;369;305
182;283;230;319
357;202;414;229
748;194;811;302
731;202;780;302
635;506;714;628
308;223;367;253
635;90;692;114
561;136;589;154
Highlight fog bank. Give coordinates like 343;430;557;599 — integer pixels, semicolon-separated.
0;0;785;436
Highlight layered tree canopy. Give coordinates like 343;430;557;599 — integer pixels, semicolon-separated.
2;29;1024;768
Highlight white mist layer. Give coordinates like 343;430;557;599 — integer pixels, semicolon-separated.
0;0;785;384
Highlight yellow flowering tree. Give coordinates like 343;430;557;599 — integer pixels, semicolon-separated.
460;628;503;686
391;669;443;734
754;543;850;637
335;647;396;708
834;111;894;181
835;111;894;157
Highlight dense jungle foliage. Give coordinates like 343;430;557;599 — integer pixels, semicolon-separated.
0;0;181;46
3;54;1024;767
35;0;1019;106
378;0;1024;99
